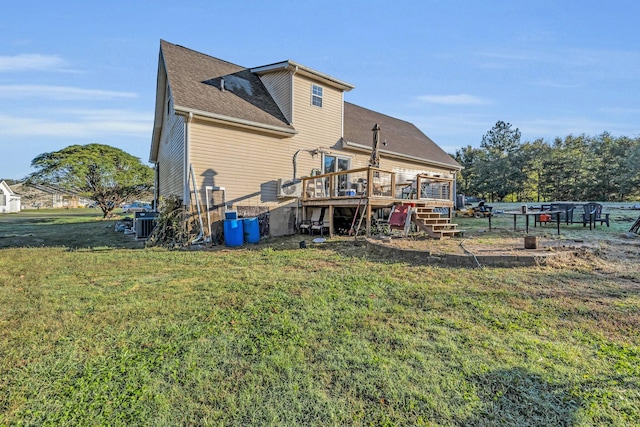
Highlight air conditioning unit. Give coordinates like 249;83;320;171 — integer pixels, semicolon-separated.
277;178;302;198
134;211;158;239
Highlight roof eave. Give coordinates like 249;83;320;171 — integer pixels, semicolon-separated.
0;181;15;195
174;105;298;138
149;49;168;163
343;140;462;171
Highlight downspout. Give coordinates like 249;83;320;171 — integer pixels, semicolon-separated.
341;91;345;139
183;112;193;205
290;65;299;227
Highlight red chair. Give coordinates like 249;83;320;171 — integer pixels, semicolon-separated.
388;205;409;230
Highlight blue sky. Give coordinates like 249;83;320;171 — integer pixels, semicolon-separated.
2;0;639;179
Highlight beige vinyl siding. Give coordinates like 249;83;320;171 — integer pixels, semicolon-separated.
258;70;292;123
186;72;349;207
184;72;349;237
291;74;343;145
157;94;185;199
186;103;451;208
189;120;300;236
183;66;457;235
188;120;298;208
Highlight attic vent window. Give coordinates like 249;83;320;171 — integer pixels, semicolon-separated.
312;84;323;107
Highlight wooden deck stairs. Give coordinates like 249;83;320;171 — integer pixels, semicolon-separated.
411;206;463;239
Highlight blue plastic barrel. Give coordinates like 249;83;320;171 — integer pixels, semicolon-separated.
224;219;244;247
243;217;260;244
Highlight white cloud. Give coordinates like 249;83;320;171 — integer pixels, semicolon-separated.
516;117;640;141
476;47;640;80
399;112;496;150
416;94;489;106
0;110;152;138
0;54;69;72
600;107;640;115
0;85;138;100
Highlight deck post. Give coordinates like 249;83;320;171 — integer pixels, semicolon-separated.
328;204;334;237
390;173;396;198
366;202;372;236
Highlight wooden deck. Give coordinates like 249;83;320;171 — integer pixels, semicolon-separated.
299;167;456;237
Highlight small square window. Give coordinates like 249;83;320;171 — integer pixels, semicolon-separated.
312;84;323;107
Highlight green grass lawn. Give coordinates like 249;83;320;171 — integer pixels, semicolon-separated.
0;208;639;426
0;208;144;249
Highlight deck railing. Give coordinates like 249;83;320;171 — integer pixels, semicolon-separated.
300;168;454;204
301;167;395;201
415;174;453;201
299;168;455;237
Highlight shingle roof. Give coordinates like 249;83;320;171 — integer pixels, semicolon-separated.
157;40;460;169
343;102;461;170
160;40;293;131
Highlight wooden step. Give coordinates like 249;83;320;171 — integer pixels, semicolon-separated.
405;207;462;239
415;212;443;219
419;226;464;239
416;219;452;226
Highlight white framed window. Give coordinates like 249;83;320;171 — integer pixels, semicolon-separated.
312;84;323;107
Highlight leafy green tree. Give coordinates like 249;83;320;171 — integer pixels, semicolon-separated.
518;139;551;202
477;121;523;201
584;133;640;201
453;145;482;196
619;137;640;200
542;135;592;201
28;144;153;218
585;133;616;201
463;124;639;203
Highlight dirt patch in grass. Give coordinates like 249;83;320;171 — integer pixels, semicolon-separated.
225;227;640;264
264;227;640;271
349;204;640;267
369;233;595;256
364;229;640;265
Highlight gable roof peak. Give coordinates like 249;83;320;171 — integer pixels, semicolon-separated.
158;39;294;129
251;60;354;92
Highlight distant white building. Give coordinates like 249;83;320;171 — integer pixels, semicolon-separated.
0;180;21;213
